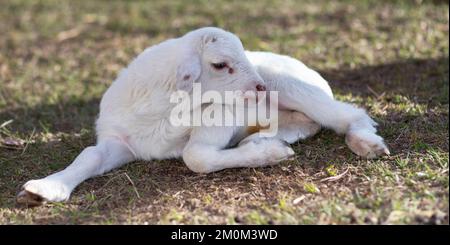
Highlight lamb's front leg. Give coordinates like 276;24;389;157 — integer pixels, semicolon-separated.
267;78;390;158
182;126;294;173
17;137;135;206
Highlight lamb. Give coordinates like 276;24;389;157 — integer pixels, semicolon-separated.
17;27;389;206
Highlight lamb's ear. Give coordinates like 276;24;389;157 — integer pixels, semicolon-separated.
176;53;201;92
202;34;217;45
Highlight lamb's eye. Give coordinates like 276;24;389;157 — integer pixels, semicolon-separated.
211;62;227;70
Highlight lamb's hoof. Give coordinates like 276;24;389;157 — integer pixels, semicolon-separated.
346;130;390;159
16;190;46;207
16;179;71;207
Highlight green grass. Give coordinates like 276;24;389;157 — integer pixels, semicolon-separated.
0;0;448;224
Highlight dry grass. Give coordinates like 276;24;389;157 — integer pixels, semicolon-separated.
0;0;448;224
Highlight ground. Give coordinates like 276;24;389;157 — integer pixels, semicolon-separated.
0;0;448;224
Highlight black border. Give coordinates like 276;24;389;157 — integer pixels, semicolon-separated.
1;225;448;243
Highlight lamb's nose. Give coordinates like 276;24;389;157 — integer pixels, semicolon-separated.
256;84;266;91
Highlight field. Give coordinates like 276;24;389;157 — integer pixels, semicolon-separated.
0;0;448;224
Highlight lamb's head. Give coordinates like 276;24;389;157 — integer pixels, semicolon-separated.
175;27;265;96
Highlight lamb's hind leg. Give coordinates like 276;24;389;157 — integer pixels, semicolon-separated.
275;110;321;144
265;77;389;158
17;137;135;206
239;110;320;146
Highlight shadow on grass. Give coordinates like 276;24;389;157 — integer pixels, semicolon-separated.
0;56;448;223
322;56;449;104
0;98;100;135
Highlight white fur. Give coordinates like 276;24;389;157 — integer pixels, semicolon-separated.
17;27;389;205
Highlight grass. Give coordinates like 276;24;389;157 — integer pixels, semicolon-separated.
0;0;448;224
